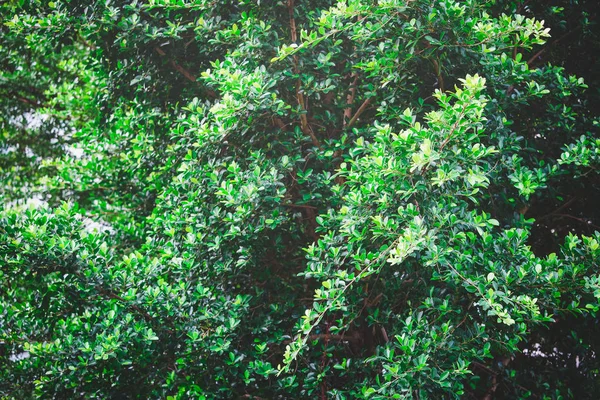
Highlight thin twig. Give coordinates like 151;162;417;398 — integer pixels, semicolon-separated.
552;214;600;230
537;197;577;220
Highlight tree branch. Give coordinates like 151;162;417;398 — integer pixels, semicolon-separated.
154;46;197;83
507;27;582;96
430;58;445;92
343;73;359;127
347;97;372;129
527;28;579;66
288;0;321;148
282;203;318;210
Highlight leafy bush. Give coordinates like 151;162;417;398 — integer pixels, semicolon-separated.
1;0;599;398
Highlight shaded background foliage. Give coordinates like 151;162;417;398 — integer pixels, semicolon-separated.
1;0;600;398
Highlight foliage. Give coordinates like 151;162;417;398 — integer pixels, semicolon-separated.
1;0;599;398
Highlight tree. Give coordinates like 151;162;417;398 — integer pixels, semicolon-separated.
1;0;599;398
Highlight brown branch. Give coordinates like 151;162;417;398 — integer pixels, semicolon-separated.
430;58;445;92
297;83;320;147
481;357;510;400
171;61;197;83
527;28;578;66
525;47;545;67
343;73;359;127
154;46;197;83
77;33;97;50
16;96;44;108
379;326;389;343
472;361;497;376
5;88;47;108
536;196;577;219
507;27;581;96
320;323;331;400
552;214;600;230
288;0;321;148
347;97;372;129
273;117;287;129
282;203;319;210
288;0;297;44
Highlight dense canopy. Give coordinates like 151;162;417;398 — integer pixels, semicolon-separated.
1;0;599;398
